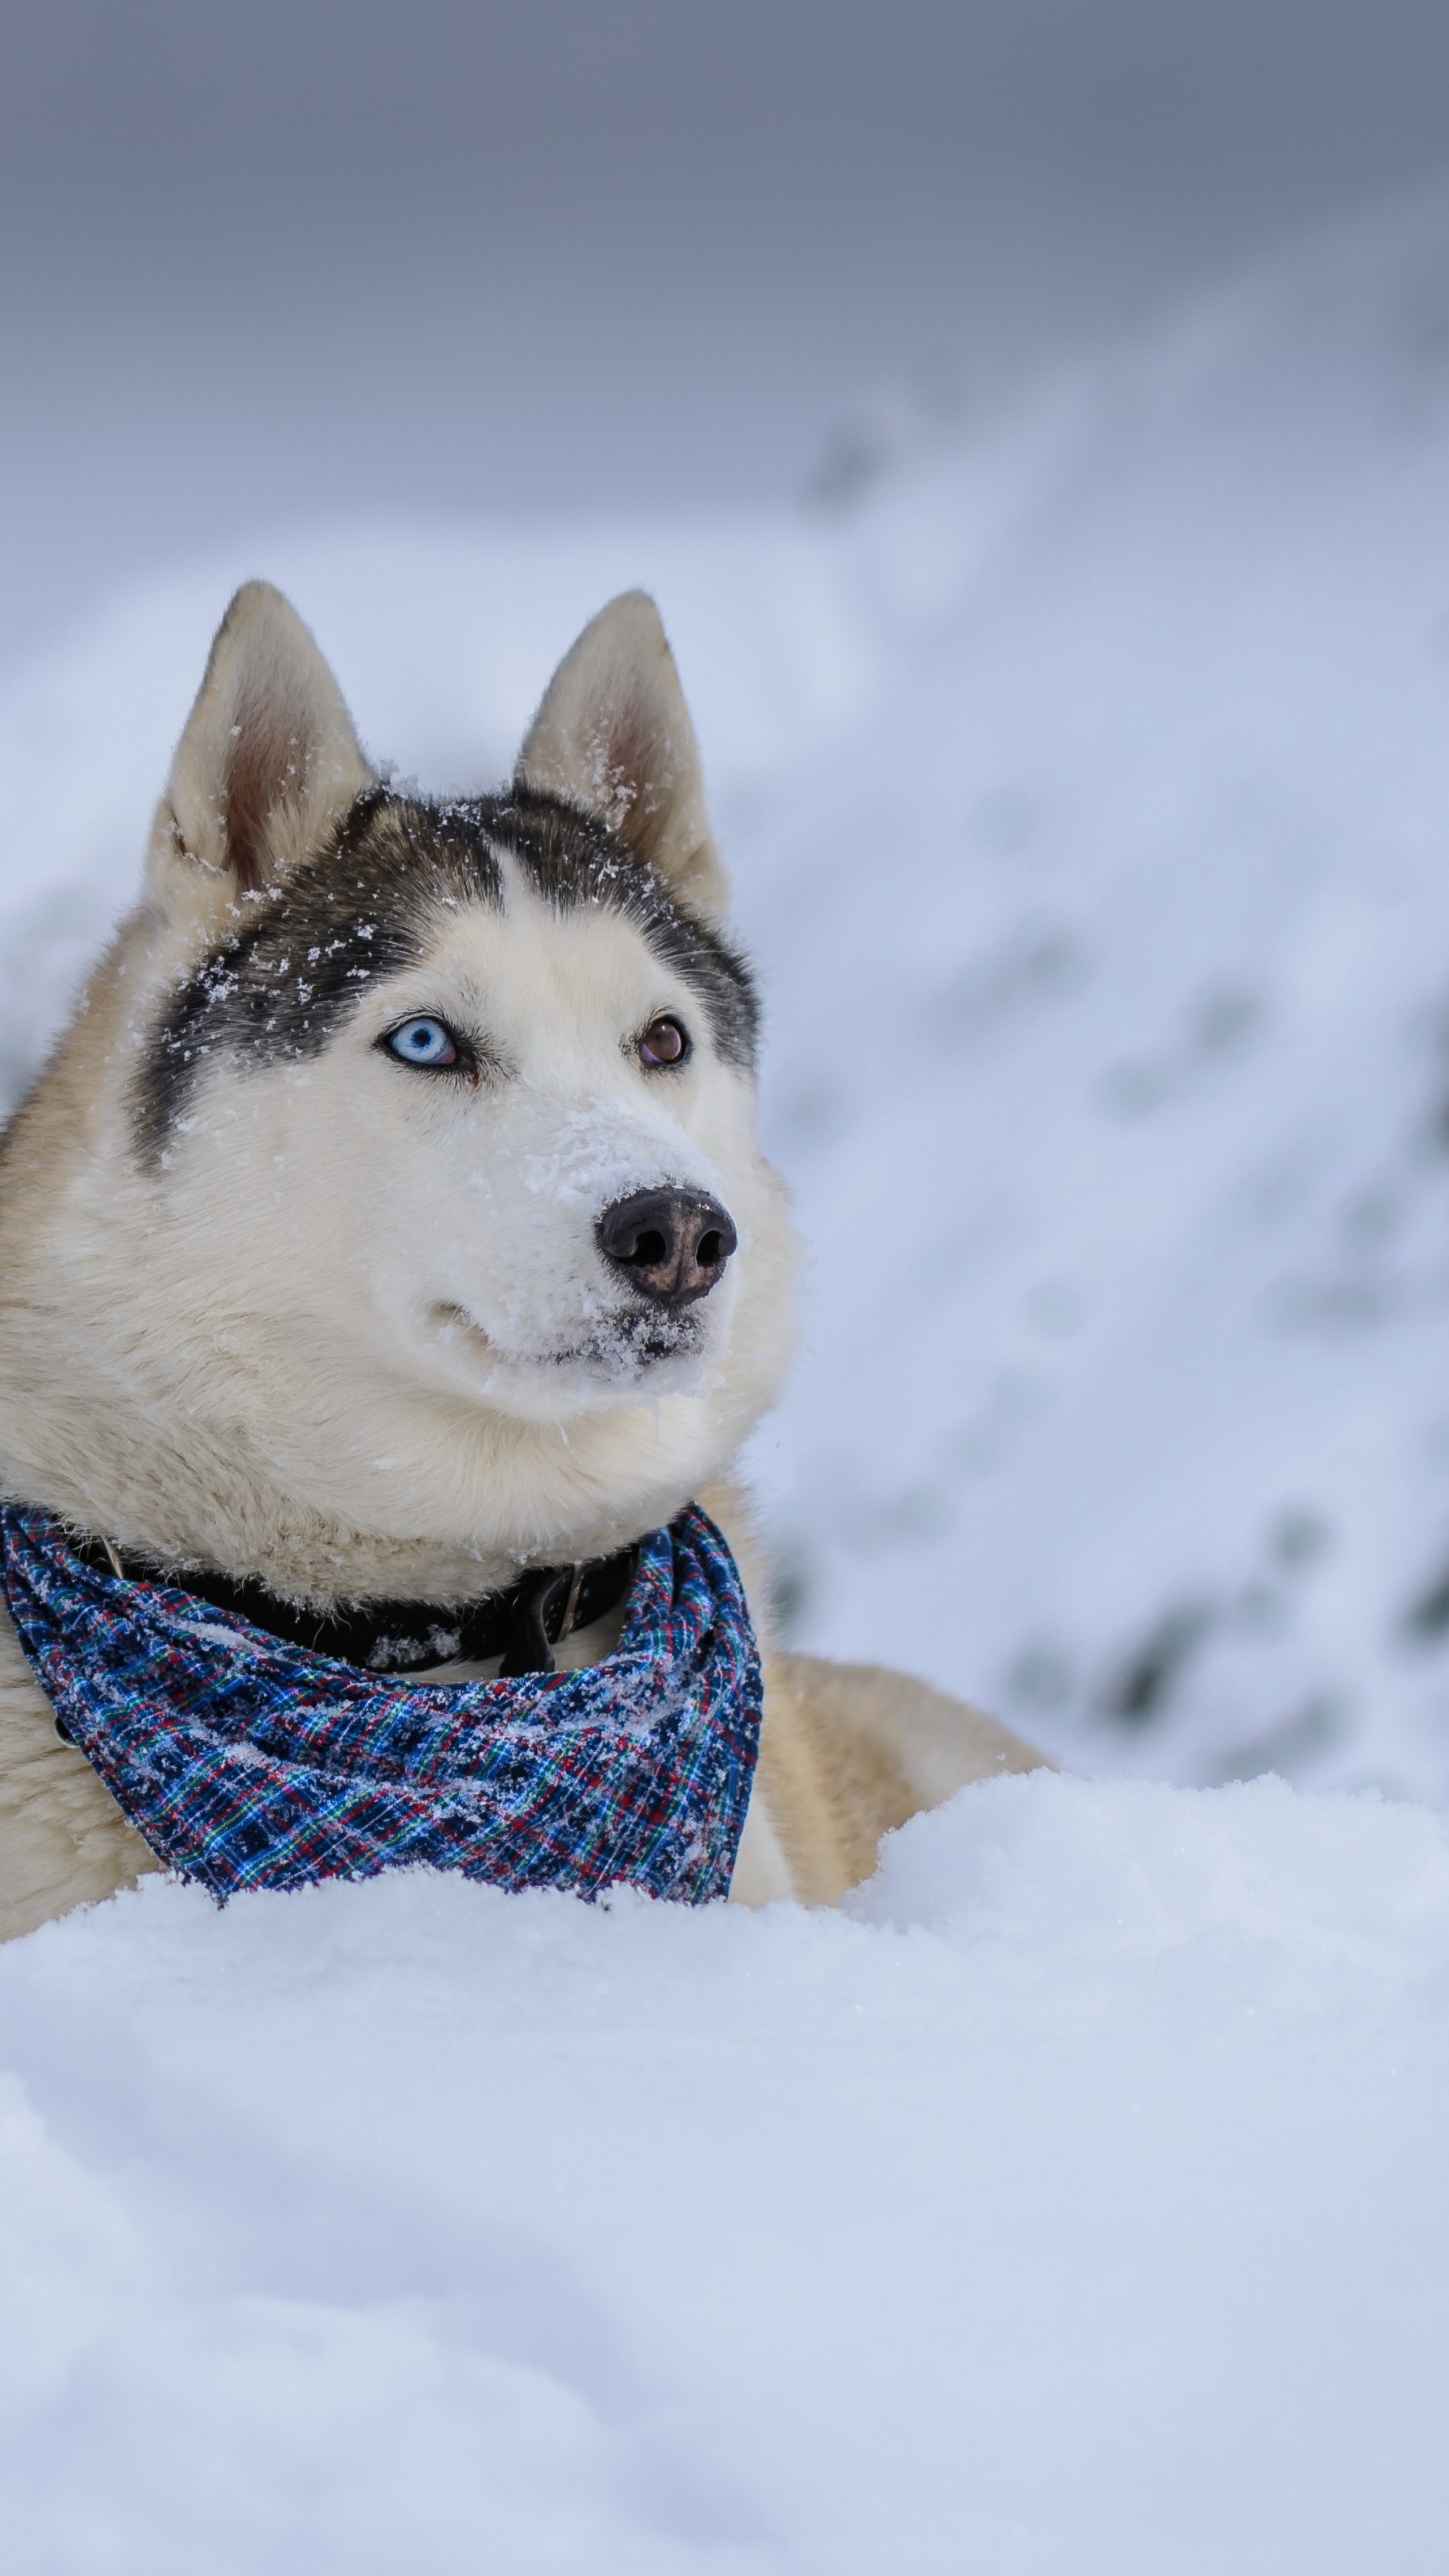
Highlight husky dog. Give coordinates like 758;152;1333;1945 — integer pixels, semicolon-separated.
0;583;1041;1937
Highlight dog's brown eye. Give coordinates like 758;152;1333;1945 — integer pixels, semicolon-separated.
639;1016;688;1068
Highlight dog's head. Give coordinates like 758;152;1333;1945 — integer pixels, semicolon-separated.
1;585;798;1591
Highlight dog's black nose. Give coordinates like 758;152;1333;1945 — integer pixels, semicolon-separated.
596;1188;738;1304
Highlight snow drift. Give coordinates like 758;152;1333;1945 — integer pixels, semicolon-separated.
5;190;1449;2567
3;1776;1448;2575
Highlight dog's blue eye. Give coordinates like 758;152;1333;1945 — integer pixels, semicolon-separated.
386;1016;458;1068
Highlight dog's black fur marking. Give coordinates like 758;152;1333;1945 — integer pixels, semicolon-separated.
132;787;758;1167
490;789;759;1071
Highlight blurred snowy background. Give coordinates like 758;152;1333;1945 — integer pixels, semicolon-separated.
7;14;1449;2567
7;4;1449;1796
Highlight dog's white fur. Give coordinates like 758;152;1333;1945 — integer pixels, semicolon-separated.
0;584;1042;1939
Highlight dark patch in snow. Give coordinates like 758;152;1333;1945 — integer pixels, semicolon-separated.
1105;1602;1214;1725
1100;982;1264;1116
1003;1640;1074;1715
1269;1507;1332;1570
767;1547;812;1644
1402;1556;1449;1643
939;921;1085;1049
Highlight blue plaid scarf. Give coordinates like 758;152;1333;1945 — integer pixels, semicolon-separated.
0;1501;761;1904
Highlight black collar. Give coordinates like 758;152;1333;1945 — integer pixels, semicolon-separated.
74;1534;638;1678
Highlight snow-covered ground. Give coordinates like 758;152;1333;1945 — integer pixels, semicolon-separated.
5;1778;1449;2574
5;191;1449;2566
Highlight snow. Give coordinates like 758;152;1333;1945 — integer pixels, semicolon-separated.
7;189;1449;2563
4;1778;1448;2573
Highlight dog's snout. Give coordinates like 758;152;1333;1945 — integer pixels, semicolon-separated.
596;1188;738;1305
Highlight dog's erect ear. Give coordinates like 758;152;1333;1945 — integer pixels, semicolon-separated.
515;591;728;918
148;582;373;928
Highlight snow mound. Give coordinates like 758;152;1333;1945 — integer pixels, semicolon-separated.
3;1770;1446;2573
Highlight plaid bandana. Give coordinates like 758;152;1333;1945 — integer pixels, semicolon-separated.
0;1501;761;1904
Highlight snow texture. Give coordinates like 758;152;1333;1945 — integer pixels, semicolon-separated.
5;193;1449;2565
3;1780;1448;2572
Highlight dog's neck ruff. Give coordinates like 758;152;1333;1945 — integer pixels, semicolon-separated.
0;1503;761;1905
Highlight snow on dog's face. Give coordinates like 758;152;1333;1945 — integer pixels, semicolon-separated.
1;584;796;1588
